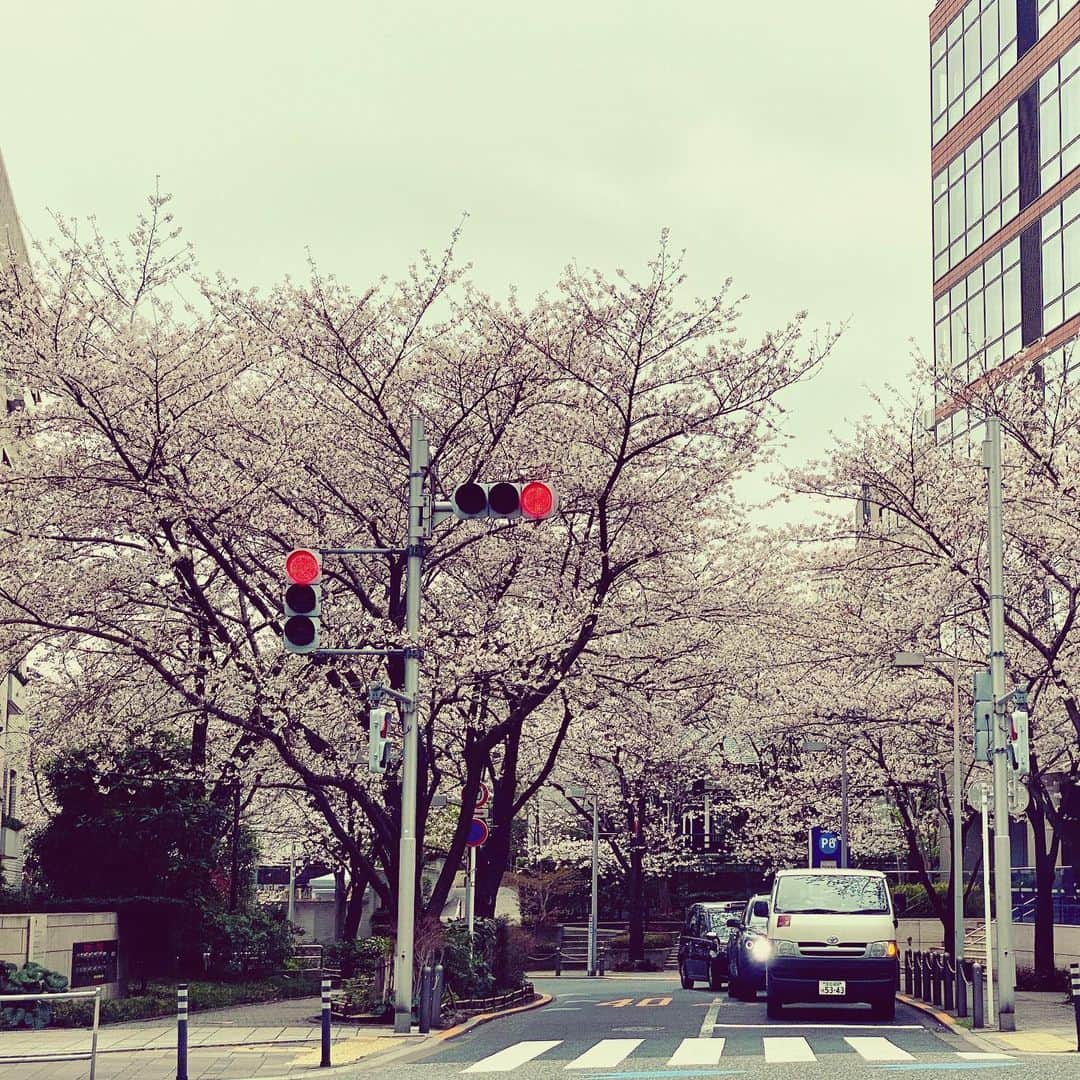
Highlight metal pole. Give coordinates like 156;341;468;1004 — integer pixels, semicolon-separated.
89;988;100;1080
589;794;599;977
176;983;188;1080
952;658;964;967
320;977;331;1067
981;787;995;1023
287;840;296;925
393;415;427;1034
466;845;475;939
983;417;1015;1030
704;792;711;851
840;743;850;869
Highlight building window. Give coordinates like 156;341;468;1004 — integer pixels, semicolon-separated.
935;237;1023;379
932;0;1018;144
1039;41;1080;192
1041;189;1080;330
1038;0;1080;37
933;104;1020;278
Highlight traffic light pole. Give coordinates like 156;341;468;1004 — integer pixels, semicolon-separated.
393;416;428;1034
983;417;1015;1031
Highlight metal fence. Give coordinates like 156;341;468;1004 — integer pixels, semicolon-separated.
0;988;102;1080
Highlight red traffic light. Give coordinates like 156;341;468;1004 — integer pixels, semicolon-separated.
520;481;556;520
285;548;322;585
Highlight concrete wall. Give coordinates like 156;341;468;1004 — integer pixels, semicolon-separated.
900;916;1080;969
293;900;337;945
0;912;120;999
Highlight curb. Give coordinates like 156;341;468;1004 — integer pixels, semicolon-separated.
349;991;554;1072
897;993;999;1052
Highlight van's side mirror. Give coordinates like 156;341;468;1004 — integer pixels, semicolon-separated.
726;918;741;929
894;893;907;917
752;900;769;919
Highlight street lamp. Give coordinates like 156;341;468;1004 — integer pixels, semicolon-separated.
567;784;600;977
893;651;964;968
802;738;851;868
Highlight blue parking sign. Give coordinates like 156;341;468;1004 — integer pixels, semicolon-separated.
809;826;844;868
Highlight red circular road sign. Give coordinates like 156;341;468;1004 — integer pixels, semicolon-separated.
466;819;489;847
476;783;490;809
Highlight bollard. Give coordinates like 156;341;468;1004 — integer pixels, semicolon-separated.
971;962;984;1029
955;958;967;1018
418;964;433;1034
913;952;922;1000
320;977;332;1067
903;951;913;996
176;984;188;1080
931;953;943;1008
598;945;605;977
1070;963;1079;1052
432;963;444;1028
555;946;562;977
943;955;954;1012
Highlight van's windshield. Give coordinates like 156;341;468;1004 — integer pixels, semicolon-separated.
774;875;890;915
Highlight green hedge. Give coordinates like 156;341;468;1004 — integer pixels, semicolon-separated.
892;883;986;918
50;973;322;1028
606;932;674;949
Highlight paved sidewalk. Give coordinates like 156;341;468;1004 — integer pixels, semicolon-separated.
0;995;420;1079
980;990;1079;1054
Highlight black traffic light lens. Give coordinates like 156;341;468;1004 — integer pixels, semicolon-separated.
454;482;487;516
487;482;520;516
285;583;318;614
284;616;316;647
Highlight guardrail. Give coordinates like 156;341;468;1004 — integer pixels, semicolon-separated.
450;982;535;1016
0;988;102;1080
904;949;984;1028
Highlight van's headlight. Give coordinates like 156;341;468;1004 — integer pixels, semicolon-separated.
868;940;898;958
773;939;798;958
749;937;772;960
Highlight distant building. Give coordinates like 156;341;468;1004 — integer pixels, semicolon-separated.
0;149;30;887
931;1;1079;441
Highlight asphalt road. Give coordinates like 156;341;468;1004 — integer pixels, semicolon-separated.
374;974;1060;1079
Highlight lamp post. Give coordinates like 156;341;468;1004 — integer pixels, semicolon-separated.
893;651;965;967
568;784;599;977
802;739;851;867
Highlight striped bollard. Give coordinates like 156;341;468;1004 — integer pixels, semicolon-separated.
176;984;188;1080
1070;963;1079;1052
321;977;332;1068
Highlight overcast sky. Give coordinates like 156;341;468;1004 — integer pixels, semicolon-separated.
3;1;930;507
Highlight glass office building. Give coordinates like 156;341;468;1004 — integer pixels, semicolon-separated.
931;0;1080;440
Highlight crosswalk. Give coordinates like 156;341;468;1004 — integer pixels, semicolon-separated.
461;1036;1016;1072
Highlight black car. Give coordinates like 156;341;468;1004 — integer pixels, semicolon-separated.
678;901;745;990
725;893;771;1000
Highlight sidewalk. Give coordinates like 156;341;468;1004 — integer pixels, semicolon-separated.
0;995;419;1079
979;991;1079;1054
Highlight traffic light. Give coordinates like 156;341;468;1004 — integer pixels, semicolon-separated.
368;706;392;775
1009;691;1030;777
283;548;322;654
973;669;993;763
449;481;558;521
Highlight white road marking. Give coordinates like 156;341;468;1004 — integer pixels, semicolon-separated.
957;1052;1015;1060
762;1036;817;1063
668;1036;726;1065
699;996;724;1036
566;1038;644;1069
843;1036;914;1061
463;1040;561;1072
713;1023;922;1029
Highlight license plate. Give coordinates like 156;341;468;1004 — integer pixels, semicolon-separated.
819;980;846;996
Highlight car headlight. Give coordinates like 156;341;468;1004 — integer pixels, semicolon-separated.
868;940;898;958
773;939;798;958
749;937;772;960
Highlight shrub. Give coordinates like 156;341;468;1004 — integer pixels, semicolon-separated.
492;922;533;992
0;962;69;1029
323;936;392;979
606;932;674;950
1015;966;1069;992
204;907;297;976
442;920;494;999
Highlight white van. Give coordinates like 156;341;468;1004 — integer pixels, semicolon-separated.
764;868;900;1020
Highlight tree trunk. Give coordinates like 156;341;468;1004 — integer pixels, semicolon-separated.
1028;780;1059;979
342;873;369;941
